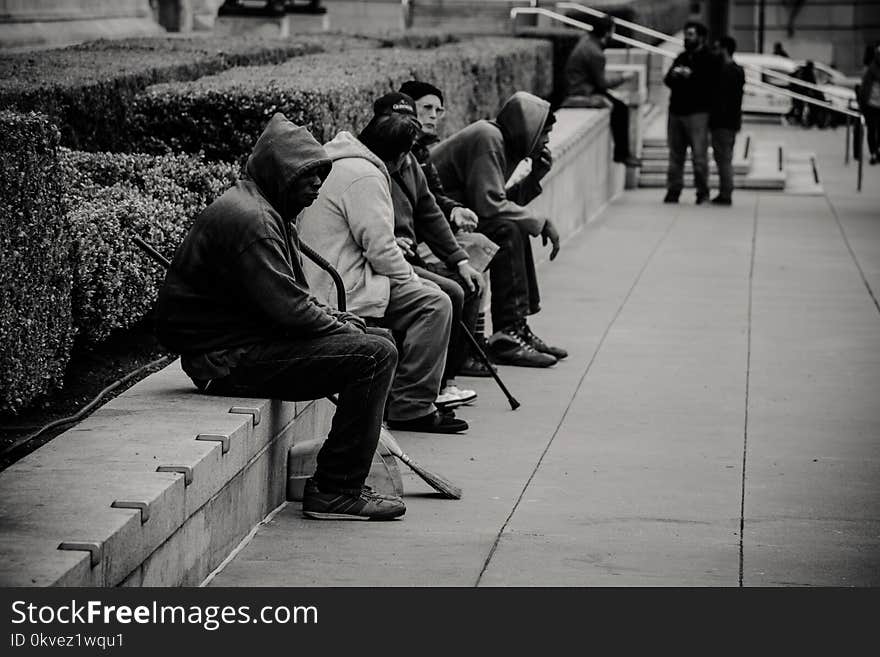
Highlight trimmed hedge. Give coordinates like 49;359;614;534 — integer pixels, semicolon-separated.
0;112;72;415
0;34;380;153
128;37;553;162
59;150;240;345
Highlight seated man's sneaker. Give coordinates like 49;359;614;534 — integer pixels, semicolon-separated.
458;355;496;377
436;383;477;410
488;327;557;368
302;478;406;521
518;322;568;360
387;409;469;434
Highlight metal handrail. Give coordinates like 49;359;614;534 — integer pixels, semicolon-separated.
510;5;865;191
556;2;852;101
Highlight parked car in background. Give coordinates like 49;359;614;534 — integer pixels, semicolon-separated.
734;53;858;124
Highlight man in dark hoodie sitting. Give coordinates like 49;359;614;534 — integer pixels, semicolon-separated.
156;113;405;522
431;91;567;368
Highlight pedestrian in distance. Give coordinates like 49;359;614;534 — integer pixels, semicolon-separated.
858;42;880;165
709;36;745;206
663;20;715;205
155;113;406;521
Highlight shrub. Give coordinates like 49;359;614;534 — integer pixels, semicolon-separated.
127;37;553;162
0;34;379;152
59;150;240;344
0;112;73;414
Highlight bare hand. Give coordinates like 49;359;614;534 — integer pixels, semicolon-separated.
457;261;483;294
339;311;366;333
396;236;415;257
451;206;479;232
541;219;561;261
532;146;553;181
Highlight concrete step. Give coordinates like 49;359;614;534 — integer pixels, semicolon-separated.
637;172;786;189
638;159;751;175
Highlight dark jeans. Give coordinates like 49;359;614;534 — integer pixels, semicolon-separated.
667;112;710;198
608;94;632;161
866;107;880;155
207;331;397;494
476;219;540;332
414;264;480;384
711;128;737;200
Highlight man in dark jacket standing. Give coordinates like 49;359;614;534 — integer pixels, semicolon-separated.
432;91;567;368
709;36;745;206
156;113;405;521
664;20;716;204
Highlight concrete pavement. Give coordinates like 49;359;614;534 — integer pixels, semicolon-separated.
208;123;880;587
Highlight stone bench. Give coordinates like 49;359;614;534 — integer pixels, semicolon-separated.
0;101;638;587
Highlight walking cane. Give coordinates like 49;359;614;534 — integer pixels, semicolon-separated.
298;241;520;411
132;235;462;499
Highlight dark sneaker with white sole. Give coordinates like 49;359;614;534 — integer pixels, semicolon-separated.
387;409;468;433
302;478;406;520
518;322;568;360
488;328;557;368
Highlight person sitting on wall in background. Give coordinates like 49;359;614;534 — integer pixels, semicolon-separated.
432;91;567;368
561;14;640;167
788;60;825;127
369;92;483;411
155;113;405;521
858;42;880;165
709;36;745;206
298;107;468;434
663;20;716;205
398;79;501;379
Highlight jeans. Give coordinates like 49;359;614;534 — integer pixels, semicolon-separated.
476;218;540;332
711;128;737;200
667;112;710;198
207;331;397;494
414;264;480;384
375;276;451;421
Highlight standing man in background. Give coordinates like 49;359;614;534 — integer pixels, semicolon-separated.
663;20;715;205
709;36;745;206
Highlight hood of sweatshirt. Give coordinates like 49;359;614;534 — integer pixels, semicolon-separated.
244;112;331;221
322;130;391;186
494;91;551;163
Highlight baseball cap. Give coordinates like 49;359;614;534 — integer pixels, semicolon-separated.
373;92;418;118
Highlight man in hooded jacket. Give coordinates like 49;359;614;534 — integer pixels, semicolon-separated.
156;113;405;521
298;110;467;434
431;91;567;368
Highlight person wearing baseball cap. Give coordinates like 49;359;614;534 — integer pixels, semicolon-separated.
373;91;485;412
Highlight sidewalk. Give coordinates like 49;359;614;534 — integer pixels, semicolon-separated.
208;124;880;587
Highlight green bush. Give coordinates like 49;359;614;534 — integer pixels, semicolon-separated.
0;34;379;152
127;37;553;162
0;112;73;414
59;150;240;344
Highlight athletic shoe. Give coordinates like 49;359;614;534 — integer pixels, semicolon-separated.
435;384;477;410
302;478;406;520
458;355;496;377
488;328;556;368
663;191;679;204
518;322;568;360
710;196;732;206
387;410;469;434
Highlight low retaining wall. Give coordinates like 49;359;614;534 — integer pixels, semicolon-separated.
0;105;627;587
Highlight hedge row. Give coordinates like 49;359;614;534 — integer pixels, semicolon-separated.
127;37;553;162
0;113;239;412
0;34;380;152
0;112;72;415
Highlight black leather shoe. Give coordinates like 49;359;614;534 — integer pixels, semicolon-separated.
710;196;732;206
458;355;496;377
387;410;468;434
695;193;710;205
663;191;679;204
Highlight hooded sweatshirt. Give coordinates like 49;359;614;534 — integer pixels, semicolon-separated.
156;113;348;381
431;91;550;236
298;131;415;318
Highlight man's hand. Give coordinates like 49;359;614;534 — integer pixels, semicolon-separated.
395;236;415;258
531;146;553;181
450;206;479;233
456;260;483;294
541;219;561;261
338;311;367;333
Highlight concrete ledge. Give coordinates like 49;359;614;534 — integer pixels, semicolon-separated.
0;17;163;50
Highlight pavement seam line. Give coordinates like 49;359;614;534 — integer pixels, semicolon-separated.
822;193;880;317
740;192;760;587
474;207;681;587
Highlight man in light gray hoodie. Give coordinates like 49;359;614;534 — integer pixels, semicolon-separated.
299;111;468;434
